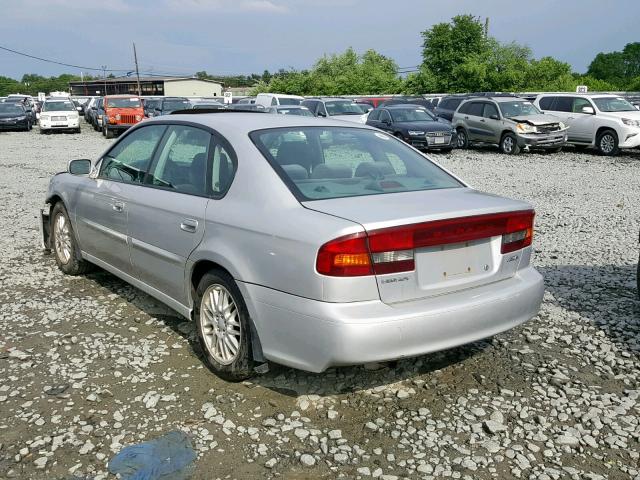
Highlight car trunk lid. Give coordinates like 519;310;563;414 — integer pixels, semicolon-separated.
307;188;534;304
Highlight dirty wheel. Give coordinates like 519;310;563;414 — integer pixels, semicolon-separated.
456;128;469;148
51;202;91;276
194;270;254;381
500;133;521;155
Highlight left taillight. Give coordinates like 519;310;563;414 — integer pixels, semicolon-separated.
316;232;373;277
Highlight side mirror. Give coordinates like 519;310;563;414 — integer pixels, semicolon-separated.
490;114;500;120
68;159;92;175
581;106;595;115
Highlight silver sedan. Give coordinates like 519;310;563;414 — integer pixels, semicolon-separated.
41;113;544;380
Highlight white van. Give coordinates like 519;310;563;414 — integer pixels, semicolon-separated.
255;93;304;108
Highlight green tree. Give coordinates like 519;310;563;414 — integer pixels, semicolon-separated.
420;14;488;91
587;42;640;88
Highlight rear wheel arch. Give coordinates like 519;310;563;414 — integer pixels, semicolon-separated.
189;259;265;364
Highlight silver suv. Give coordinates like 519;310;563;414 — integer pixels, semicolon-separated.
453;97;568;154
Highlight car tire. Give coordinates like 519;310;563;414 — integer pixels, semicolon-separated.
75;128;81;134
456;128;469;149
105;126;115;139
194;270;255;381
93;123;99;132
500;133;521;155
39;128;46;135
50;202;92;276
596;129;619;156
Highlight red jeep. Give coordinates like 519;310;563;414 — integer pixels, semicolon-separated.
103;95;144;138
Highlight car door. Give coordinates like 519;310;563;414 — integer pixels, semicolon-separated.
482;102;502;143
567;97;596;143
541;96;574;136
75;124;166;274
378;109;393;132
127;124;223;306
463;102;486;141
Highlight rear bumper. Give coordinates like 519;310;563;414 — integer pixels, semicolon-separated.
239;266;544;372
518;132;568;148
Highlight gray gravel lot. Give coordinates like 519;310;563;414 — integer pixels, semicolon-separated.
0;124;639;480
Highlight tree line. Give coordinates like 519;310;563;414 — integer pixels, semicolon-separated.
1;14;639;97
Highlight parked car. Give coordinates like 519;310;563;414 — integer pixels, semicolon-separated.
378;96;432;109
0;102;32;131
367;104;456;151
142;97;162;117
191;100;226;110
73;99;85;116
534;93;640;155
235;97;256;105
301;97;368;123
40;113;544;380
453;97;568;154
102;95;145;139
255;93;303;108
39;98;80;134
93;97;105;131
84;97;97;125
227;104;266;112
434;96;469;121
5;95;37;125
150;97;191;117
266;105;313;116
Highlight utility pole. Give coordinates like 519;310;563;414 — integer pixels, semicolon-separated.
102;65;107;95
133;43;142;97
484;17;489;38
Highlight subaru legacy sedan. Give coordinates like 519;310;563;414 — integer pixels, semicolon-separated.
40;113;544;380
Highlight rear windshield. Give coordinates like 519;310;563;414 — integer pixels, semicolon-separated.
326;101;363;115
278;97;302;106
106;97;141;108
250;127;462;201
275;108;313;116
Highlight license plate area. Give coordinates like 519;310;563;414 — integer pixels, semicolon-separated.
415;238;495;291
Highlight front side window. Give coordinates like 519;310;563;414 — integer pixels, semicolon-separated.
379;110;392;123
100;125;166;184
368;109;381;121
483;103;499;118
148;125;211;196
538;97;555;110
592;97;636;112
572;98;593;113
499;101;540;118
250;127;463;201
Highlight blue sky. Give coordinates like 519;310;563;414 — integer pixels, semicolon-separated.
1;0;638;79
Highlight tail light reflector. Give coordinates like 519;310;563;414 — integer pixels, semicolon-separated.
316;210;535;277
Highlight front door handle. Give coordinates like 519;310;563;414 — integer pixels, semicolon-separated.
480;119;486;122
112;201;124;212
180;219;198;233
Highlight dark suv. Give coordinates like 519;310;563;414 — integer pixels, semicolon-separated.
150;97;191;117
434;96;469;121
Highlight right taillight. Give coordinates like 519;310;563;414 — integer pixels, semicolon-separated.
316;210;535;277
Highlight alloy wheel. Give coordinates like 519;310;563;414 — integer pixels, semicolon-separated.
54;214;72;264
600;134;615;154
502;136;514;153
200;284;242;365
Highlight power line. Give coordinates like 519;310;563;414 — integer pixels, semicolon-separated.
0;44;137;73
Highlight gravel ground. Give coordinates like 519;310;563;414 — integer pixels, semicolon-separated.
0;123;639;480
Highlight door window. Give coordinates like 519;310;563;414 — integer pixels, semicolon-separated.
483;103;499;119
148;125;211;196
553;97;573;112
368;109;381;121
210;138;236;196
99;125;166;184
379;110;392;123
538;96;555;110
572;97;592;113
467;102;484;117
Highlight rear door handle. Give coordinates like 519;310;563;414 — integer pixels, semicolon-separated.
480;119;486;122
180;219;198;233
112;201;125;212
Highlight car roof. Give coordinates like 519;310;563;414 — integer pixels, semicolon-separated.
536;93;618;98
105;94;140;98
144;112;375;135
383;104;430;109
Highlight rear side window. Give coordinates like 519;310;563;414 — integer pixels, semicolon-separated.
100;125;166;184
467;102;484;117
457;102;470;114
250;127;463;201
552;97;573;112
538;96;555;110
